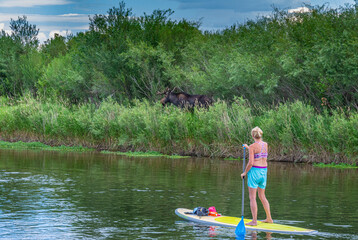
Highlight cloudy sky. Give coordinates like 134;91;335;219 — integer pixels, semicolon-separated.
0;0;355;42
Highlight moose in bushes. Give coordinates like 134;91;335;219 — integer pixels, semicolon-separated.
157;87;213;109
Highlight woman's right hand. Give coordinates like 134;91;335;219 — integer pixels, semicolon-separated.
243;144;249;149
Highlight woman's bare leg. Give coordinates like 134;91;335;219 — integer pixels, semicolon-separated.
246;187;258;226
258;187;273;223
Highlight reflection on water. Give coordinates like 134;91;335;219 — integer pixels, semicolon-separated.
0;149;357;239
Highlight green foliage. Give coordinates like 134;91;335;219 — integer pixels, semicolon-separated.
257;101;316;149
19;49;45;93
77;1;200;102
1;97;356;163
0;33;24;96
38;54;87;102
10;16;39;47
41;34;68;60
1;3;358;109
0;2;358;164
116;41;174;100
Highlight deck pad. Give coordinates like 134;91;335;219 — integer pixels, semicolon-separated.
175;208;317;235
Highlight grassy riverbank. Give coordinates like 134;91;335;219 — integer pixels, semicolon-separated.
0;140;188;159
313;163;358;169
101;150;188;158
0;140;93;152
0;97;357;164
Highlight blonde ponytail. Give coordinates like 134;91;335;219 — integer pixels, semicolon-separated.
251;126;263;139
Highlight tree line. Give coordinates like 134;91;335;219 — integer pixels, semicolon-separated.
0;2;357;110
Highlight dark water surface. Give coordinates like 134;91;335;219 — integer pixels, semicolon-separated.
0;149;357;239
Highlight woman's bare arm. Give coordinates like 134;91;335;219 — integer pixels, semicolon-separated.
241;144;255;178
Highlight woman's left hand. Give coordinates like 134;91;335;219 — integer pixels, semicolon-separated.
241;172;246;179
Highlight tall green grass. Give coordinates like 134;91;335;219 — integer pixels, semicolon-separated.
0;140;93;152
0;96;357;164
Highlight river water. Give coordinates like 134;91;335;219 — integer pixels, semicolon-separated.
0;149;356;239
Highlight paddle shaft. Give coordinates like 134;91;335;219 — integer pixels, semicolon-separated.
241;146;246;217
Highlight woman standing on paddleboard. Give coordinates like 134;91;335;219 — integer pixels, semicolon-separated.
241;127;273;226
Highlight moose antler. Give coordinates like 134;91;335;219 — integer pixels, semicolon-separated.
170;87;177;93
157;87;172;95
157;87;167;95
156;90;164;95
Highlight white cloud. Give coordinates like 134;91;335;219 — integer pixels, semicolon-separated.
37;32;47;43
0;22;12;34
0;12;89;42
49;30;72;39
38;25;88;31
288;7;311;13
37;30;74;43
0;13;89;23
61;13;81;17
0;0;72;8
33;30;73;43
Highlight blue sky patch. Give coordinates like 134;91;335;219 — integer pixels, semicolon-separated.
0;0;354;42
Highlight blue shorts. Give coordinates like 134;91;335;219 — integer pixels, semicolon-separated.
247;167;267;189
